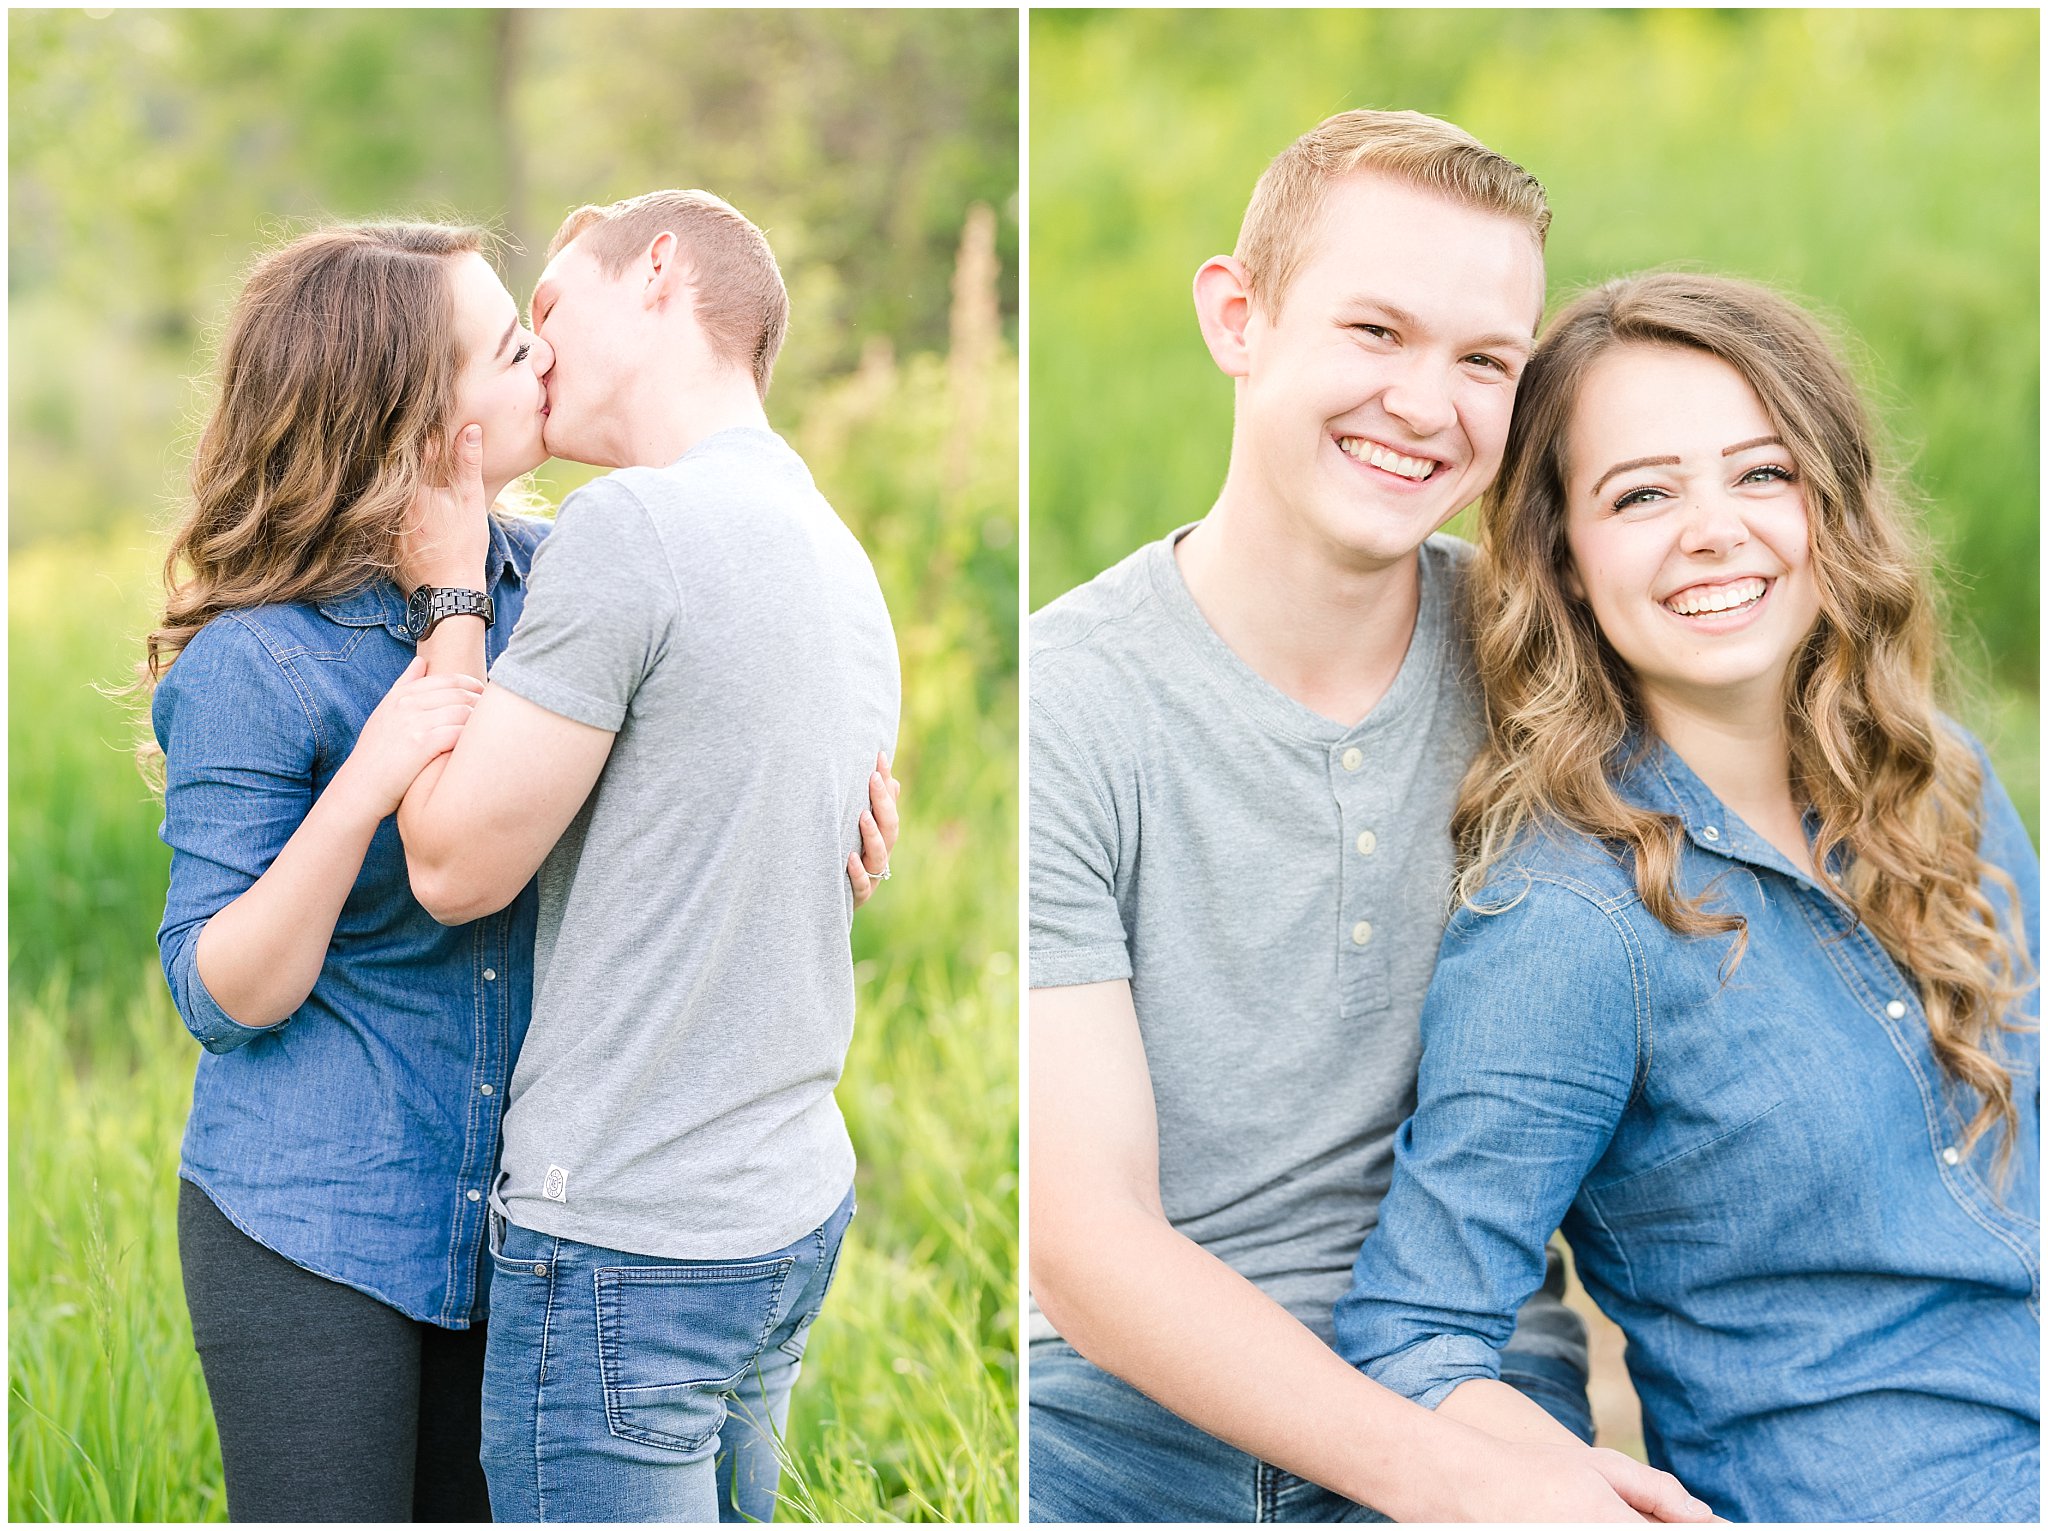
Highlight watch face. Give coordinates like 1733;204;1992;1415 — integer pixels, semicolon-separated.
405;587;491;639
406;585;440;639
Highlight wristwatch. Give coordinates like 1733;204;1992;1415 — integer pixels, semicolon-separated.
405;585;495;642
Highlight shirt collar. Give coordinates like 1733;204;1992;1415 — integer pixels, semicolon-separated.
316;514;524;640
1613;730;1826;890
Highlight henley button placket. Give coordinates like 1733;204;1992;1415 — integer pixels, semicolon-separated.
1335;740;1388;1016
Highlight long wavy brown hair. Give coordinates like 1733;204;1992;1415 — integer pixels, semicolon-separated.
1458;271;2031;1165
142;222;491;698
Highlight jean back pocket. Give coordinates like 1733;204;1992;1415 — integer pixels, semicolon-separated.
594;1257;798;1452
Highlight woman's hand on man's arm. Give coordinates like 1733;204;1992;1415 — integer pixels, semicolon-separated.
1030;978;1710;1523
189;655;483;1027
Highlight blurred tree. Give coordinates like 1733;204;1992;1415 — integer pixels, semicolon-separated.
7;7;1017;546
520;8;1018;365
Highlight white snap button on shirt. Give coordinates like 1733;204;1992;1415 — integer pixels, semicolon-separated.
467;1189;481;1202
1356;829;1377;856
1942;1146;1961;1166
1341;748;1363;772
1701;825;1721;841
1352;921;1373;946
480;1083;494;1095
484;968;497;981
1886;1000;1907;1019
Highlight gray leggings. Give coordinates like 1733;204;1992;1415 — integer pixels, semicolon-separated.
176;1180;492;1523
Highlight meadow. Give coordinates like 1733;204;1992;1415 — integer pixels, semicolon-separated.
7;327;1020;1519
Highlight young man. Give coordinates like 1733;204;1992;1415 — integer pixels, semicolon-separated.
1029;112;1713;1522
395;190;900;1521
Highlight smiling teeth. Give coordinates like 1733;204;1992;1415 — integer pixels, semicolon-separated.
1339;437;1436;481
1665;577;1767;616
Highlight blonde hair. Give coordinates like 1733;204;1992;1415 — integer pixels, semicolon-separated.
1458;271;2031;1166
547;189;788;397
1235;108;1550;319
145;223;489;695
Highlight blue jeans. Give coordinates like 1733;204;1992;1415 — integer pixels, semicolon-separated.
1029;1340;1389;1523
481;1191;854;1523
1029;1341;1592;1522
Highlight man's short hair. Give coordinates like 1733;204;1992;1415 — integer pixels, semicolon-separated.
1235;109;1550;319
547;189;789;397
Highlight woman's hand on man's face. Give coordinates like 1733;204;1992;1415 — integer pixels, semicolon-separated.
398;423;491;594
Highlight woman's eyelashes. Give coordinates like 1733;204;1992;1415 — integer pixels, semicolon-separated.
1607;462;1798;514
1739;463;1797;487
511;340;532;365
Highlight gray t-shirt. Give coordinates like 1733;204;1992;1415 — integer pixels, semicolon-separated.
491;427;899;1260
1030;525;1581;1366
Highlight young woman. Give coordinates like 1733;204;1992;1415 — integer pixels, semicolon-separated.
147;222;895;1521
1334;272;2039;1523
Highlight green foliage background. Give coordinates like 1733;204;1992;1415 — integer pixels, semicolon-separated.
9;8;1017;1521
1030;7;2039;830
12;6;1019;548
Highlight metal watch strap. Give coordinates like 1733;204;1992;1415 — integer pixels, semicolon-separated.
406;585;495;641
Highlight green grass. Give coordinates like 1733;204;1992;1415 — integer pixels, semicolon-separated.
8;338;1019;1521
8;975;225;1523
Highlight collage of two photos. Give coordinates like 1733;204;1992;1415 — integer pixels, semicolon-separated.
10;7;1015;1524
7;5;2042;1527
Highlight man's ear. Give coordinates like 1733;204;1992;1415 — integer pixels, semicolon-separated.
1192;256;1255;380
642;231;682;310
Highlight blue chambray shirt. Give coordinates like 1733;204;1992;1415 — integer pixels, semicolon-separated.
154;514;546;1328
1335;733;2040;1523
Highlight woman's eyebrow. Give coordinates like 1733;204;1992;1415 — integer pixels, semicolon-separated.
494;314;519;360
1591;455;1680;496
1588;436;1792;496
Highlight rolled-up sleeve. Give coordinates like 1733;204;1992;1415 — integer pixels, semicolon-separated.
1333;875;1643;1409
153;616;321;1054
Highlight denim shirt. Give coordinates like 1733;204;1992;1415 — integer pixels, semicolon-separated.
1334;734;2040;1523
154;514;546;1329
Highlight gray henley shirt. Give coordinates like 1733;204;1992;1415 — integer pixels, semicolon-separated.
1029;524;1584;1369
490;427;899;1260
